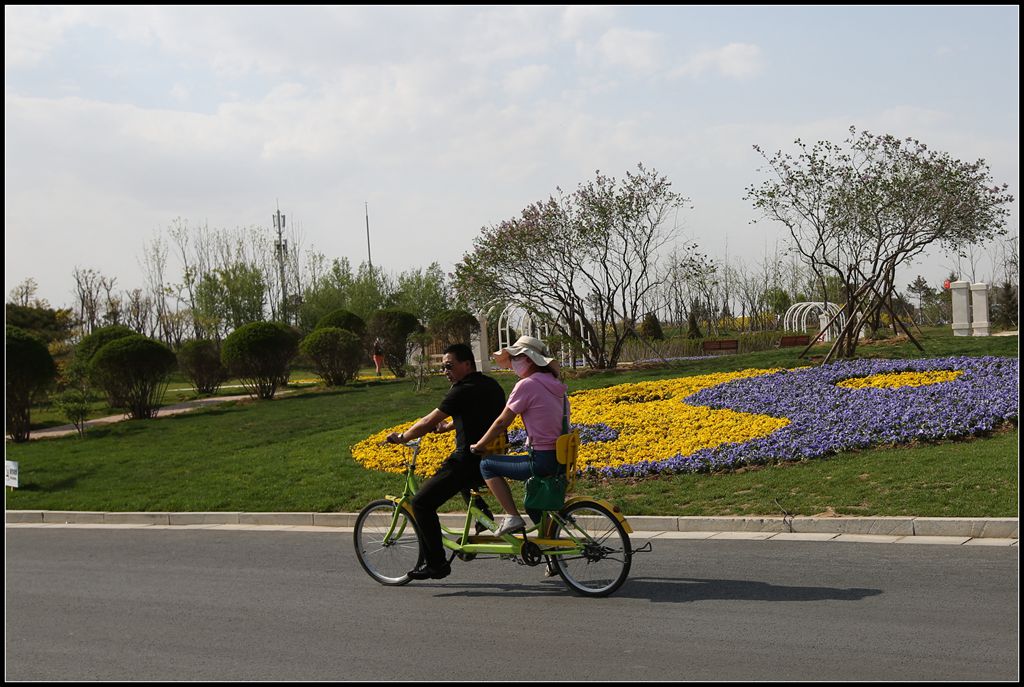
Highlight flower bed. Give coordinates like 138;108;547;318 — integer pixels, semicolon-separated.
601;356;1017;478
351;356;1018;479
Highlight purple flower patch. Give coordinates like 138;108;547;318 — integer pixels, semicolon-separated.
594;356;1019;478
509;422;620;451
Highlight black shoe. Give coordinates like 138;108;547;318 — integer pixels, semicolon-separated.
406;563;451;580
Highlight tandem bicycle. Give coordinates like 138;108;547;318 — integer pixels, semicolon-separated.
353;437;650;597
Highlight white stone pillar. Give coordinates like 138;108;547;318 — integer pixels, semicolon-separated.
818;313;831;341
970;283;990;336
473;313;491;372
950;281;971;336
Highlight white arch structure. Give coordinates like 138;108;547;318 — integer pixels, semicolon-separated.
783;302;845;342
473;301;590;371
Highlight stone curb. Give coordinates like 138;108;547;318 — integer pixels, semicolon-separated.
5;511;1017;539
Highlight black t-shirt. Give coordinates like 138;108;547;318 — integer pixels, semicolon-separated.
437;371;506;457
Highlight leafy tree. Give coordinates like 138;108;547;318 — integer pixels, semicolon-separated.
300;327;365;386
54;388;91;439
89;335;177;419
221;322;299;399
747;127;1013;359
194;262;266;338
177;339;229;394
367;309;421;378
454;164;698;368
298;257;356;333
905;275;938;325
347;263;396;320
394;262;451;324
6;326;57;442
5;302;77;345
991;281;1018;329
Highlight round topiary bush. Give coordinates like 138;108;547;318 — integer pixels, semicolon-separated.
177;339;229;394
221;321;299;399
77;324;137;406
429;309;480;346
76;324;137;363
89;334;177;419
314;309;366;337
638;312;665;341
6;325;57;442
300;327;364;386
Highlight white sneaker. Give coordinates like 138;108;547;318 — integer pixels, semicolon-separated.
494;515;526;536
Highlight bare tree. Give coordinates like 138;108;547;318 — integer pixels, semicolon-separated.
71;267;104;336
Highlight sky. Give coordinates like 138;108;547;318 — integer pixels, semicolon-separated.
4;5;1020;310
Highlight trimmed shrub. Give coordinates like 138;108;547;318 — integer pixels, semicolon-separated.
638;312;665;340
221;321;299;399
300;327;364;386
77;324;136;406
177;339;229;394
76;324;136;363
89;335;177;419
314;309;366;337
6;326;57;442
367;309;421;378
429;309;480;346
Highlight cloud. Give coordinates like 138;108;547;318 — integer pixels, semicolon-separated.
3;5;88;66
503;64;551;97
671;42;764;79
596;28;663;72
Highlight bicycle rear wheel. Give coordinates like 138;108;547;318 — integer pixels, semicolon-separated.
548;500;632;597
353;499;423;585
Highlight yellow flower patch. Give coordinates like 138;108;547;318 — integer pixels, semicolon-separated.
835;370;963;390
568;370;789;471
351;368;789;475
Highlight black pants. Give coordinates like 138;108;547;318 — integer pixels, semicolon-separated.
411;453;493;567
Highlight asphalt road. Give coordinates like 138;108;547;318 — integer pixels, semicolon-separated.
5;527;1018;681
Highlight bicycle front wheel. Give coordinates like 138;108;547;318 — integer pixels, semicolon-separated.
353;499;423;586
549;500;632;597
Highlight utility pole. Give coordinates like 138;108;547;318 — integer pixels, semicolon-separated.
273;201;288;324
364;202;373;270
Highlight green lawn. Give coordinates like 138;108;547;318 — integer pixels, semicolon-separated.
6;329;1018;517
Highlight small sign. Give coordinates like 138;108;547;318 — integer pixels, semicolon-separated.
5;460;18;488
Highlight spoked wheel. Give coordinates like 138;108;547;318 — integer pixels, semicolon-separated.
548;500;632;597
353;499;423;585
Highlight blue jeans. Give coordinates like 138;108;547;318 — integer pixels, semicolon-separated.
479;450;560;524
479;450;559;481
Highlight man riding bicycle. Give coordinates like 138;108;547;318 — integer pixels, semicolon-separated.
385;343;505;580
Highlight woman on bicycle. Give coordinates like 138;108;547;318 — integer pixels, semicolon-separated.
470;335;568;536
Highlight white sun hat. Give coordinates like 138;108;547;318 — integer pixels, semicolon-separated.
492;335;556;369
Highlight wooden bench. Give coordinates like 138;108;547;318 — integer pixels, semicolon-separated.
779;334;811;348
702;339;739;355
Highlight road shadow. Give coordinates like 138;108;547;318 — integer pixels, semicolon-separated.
431;576;882;603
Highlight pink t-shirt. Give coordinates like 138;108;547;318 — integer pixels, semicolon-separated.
506;372;569;451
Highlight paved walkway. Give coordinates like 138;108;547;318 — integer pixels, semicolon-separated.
23;392;255;440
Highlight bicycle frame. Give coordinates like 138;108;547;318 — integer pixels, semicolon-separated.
382;440;631;562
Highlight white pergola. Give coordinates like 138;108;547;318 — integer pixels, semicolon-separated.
783;302;845;342
472;302;589;371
